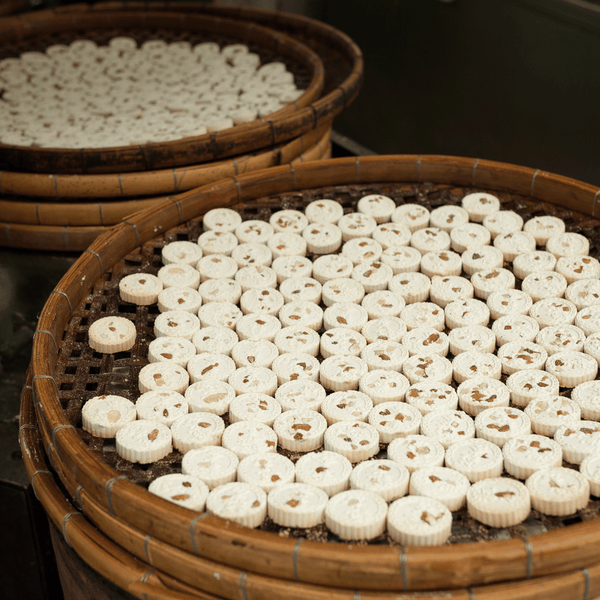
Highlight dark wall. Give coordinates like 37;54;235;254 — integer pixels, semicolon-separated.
320;0;600;187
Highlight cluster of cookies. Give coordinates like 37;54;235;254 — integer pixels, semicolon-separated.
85;193;600;545
0;37;303;148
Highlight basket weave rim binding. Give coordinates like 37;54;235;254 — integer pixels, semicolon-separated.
0;7;327;174
20;367;600;600
30;155;600;594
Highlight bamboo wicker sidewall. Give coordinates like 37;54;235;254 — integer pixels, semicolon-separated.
31;155;600;593
19;369;600;600
0;9;325;174
0;121;332;201
0;128;331;251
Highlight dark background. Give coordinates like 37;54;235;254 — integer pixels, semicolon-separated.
319;0;600;187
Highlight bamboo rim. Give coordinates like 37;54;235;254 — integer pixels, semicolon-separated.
0;121;331;202
20;367;600;600
30;155;600;592
0;8;326;174
0;132;330;250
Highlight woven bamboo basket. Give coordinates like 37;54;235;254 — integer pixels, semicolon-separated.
27;155;600;599
0;7;327;174
0;2;362;251
0;0;363;193
19;367;600;600
0;130;330;251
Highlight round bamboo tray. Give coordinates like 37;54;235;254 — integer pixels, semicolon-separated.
19;367;600;600
0;131;330;251
0;8;325;174
30;155;600;596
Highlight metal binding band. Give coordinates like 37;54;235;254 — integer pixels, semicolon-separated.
189;512;208;556
105;475;128;515
399;545;408;591
530;168;540;197
593;189;600;218
124;220;140;247
354;592;361;600
62;512;80;548
355;156;360;182
19;422;38;437
118;173;124;197
84;250;104;275
233;157;240;176
519;534;533;579
34;329;58;353
239;572;248;600
472;158;480;187
582;568;590;600
172;198;183;224
31;470;51;502
176;169;189;194
140;567;155;584
52;424;75;450
416;155;422;182
51;290;73;316
144;534;152;565
173;169;179;193
467;586;476;600
32;374;59;394
18;423;36;448
98;203;104;226
75;485;84;511
293;538;303;581
231;176;242;202
289;163;297;190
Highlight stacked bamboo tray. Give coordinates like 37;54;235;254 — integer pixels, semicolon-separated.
0;2;363;251
22;154;600;599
